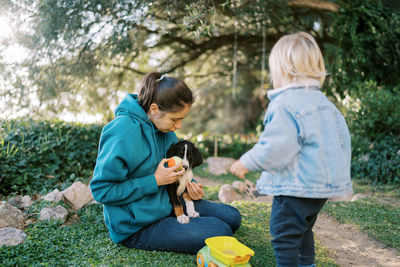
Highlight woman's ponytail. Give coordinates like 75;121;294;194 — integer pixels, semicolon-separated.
138;72;162;112
138;72;194;113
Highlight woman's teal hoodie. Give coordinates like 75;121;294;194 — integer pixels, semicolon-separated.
90;94;178;243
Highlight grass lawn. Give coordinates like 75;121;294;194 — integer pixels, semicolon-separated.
323;199;400;250
2;165;398;266
0;199;337;266
323;181;400;250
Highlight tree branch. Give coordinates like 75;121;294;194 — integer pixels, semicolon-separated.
109;64;147;75
288;0;339;12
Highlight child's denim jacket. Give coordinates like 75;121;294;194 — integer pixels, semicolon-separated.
241;80;353;198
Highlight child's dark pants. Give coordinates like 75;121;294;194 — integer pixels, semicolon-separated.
270;196;327;267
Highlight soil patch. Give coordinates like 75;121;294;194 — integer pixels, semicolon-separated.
314;214;400;267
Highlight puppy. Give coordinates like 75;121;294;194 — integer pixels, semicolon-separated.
166;140;203;224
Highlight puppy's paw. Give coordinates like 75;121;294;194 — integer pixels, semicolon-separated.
233;179;260;199
188;210;200;218
177;214;190;224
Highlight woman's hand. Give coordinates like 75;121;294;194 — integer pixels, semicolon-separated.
187;182;204;200
230;160;249;179
155;159;185;186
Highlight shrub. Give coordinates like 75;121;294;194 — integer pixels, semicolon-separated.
351;134;400;184
345;81;400;184
346;82;400;140
0;119;102;196
326;0;400;97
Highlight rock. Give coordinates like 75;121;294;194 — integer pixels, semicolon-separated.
328;191;353;202
0;202;25;229
7;197;22;208
9;196;35;209
62;181;93;210
39;205;69;223
351;193;370;202
0;227;27;247
88;199;100;205
20;196;34;209
397;149;400;156
218;184;243;203
41;189;63;202
207;157;236;175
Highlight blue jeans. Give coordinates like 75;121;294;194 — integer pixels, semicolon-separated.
270;196;327;267
121;199;241;254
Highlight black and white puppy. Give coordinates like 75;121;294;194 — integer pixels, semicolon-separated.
166;140;203;224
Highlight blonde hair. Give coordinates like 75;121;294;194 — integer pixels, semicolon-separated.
268;32;327;86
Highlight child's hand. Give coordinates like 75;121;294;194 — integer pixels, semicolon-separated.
230;160;249;179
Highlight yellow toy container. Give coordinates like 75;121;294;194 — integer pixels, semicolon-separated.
205;236;254;266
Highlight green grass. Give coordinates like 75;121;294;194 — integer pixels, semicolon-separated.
0;199;338;266
323;198;400;250
322;180;400;250
3;171;398;266
233;201;337;267
1;204;197;266
352;179;400;197
198;165;400;251
202;185;221;201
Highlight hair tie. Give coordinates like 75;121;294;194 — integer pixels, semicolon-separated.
156;74;165;83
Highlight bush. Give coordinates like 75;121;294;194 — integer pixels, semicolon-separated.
326;0;400;96
346;82;400;140
1;118;259;196
351;134;400;184
345;81;400;184
0;119;102;196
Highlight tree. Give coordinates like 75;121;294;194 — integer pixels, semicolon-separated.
2;0;340;133
327;0;400;96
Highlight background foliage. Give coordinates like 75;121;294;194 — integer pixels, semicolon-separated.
326;0;400;95
0;118;261;195
0;0;343;133
345;81;400;184
1;1;400;193
0;119;101;196
1;1;399;132
1;116;399;197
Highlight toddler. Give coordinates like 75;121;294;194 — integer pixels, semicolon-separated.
230;32;353;267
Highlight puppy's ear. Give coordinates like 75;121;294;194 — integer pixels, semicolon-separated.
191;146;203;168
167;142;178;158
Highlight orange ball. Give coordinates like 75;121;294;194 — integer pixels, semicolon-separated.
167;156;183;171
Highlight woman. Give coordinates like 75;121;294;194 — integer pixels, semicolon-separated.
90;72;241;254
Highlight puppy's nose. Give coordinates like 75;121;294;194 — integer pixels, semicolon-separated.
183;165;189;171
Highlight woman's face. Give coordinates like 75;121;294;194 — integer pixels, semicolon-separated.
148;103;191;133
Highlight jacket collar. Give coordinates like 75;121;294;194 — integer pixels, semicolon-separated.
267;79;321;101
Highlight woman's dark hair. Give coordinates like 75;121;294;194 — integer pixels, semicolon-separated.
138;72;195;113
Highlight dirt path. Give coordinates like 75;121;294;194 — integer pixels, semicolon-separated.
196;176;400;267
314;214;400;267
